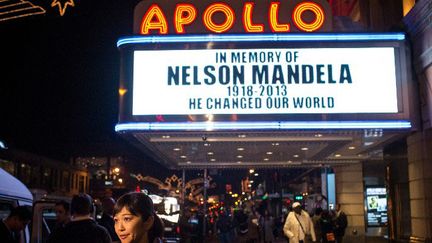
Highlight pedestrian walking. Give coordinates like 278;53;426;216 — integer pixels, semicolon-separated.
283;202;316;243
333;204;347;243
48;193;112;243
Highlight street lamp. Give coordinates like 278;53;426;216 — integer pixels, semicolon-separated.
113;167;120;174
0;140;7;149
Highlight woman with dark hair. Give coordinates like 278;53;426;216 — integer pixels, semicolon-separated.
319;210;336;243
113;192;164;243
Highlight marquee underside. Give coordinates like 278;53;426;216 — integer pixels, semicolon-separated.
119;128;408;169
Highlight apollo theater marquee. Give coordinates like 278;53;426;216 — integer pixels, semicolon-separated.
115;0;415;173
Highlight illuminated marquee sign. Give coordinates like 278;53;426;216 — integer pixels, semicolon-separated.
131;46;397;116
117;33;412;131
133;0;332;34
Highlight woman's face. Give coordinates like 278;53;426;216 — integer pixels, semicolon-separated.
114;207;147;243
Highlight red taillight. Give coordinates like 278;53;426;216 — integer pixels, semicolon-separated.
176;226;180;234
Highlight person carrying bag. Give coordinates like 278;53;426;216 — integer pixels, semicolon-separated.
283;202;316;243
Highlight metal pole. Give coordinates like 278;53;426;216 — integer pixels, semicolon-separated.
202;135;208;239
107;157;111;180
203;168;207;239
182;169;186;206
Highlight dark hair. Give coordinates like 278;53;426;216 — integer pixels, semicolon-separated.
71;193;92;216
101;197;115;213
321;210;331;219
9;205;32;221
314;207;323;215
114;192;164;242
55;200;70;213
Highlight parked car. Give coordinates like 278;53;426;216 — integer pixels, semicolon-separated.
0;168;74;243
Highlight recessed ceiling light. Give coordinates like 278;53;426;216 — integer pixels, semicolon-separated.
186;161;191;164
293;154;299;158
207;152;214;155
237;155;243;158
173;148;181;151
249;169;255;173
204;143;210;146
301;147;309;151
162;135;170;139
254;173;259;176
264;158;269;161
210;158;216;162
335;154;341;157
238;134;247;138
272;143;280;146
237;161;242;164
180;155;187;159
266;151;273;155
348;146;356;150
237;147;245;151
287;160;293;163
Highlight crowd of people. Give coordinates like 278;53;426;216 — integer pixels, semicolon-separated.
0;194;347;243
176;202;347;243
0;192;165;243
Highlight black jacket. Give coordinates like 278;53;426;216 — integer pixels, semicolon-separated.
48;218;112;243
334;212;348;236
0;220;19;243
98;213;120;242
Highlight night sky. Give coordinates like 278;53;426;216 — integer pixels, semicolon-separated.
0;0;320;194
1;0;143;159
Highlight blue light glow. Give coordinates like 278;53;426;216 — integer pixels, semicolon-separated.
115;120;411;132
117;33;405;47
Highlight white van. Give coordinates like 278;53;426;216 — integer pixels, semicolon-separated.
0;168;63;243
0;167;33;243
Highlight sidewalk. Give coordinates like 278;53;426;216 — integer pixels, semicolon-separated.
205;235;390;243
205;234;288;243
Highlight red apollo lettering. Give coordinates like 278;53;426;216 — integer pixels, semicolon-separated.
139;1;326;34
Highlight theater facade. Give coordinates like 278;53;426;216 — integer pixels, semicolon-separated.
115;1;432;242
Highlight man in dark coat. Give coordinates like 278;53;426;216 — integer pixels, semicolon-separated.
98;197;120;242
334;204;348;243
48;193;112;243
0;205;32;243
